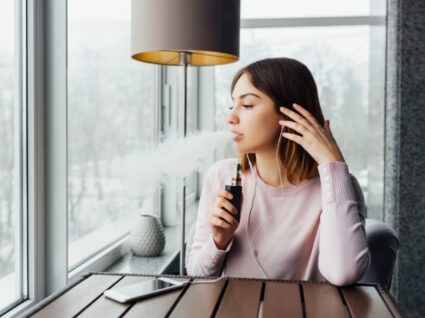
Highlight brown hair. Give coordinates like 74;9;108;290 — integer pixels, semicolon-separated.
230;57;325;184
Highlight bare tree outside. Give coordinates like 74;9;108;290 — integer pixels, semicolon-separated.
0;57;15;280
0;0;20;309
67;3;156;268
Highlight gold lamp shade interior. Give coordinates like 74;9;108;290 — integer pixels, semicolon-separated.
131;50;238;66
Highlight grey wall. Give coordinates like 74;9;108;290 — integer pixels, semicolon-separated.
385;0;425;317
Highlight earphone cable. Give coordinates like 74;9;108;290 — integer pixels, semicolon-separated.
245;126;285;279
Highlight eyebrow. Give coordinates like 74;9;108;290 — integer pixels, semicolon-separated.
231;93;261;100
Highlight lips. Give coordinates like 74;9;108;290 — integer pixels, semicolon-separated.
230;130;243;141
230;130;243;136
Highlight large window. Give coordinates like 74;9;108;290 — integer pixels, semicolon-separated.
0;0;27;315
67;0;158;271
0;0;388;315
241;0;370;18
214;2;386;218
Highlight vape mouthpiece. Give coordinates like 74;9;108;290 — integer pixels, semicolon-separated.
231;162;242;186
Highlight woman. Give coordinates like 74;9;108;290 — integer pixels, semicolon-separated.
187;57;370;286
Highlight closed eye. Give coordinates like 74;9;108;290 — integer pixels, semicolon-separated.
228;104;253;110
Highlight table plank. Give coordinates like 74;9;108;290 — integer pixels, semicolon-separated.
33;274;122;318
78;275;152;317
123;277;190;318
169;278;226;317
341;285;394;318
303;283;347;318
215;280;262;318
376;285;404;318
262;282;303;318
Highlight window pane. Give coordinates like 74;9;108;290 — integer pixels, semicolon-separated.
0;0;25;313
178;68;199;201
215;26;384;211
241;0;370;19
161;67;199;228
68;0;157;270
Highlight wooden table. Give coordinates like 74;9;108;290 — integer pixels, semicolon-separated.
21;272;404;317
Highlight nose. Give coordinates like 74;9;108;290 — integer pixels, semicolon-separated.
226;108;239;125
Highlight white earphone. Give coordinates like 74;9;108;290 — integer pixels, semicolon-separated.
245;125;285;278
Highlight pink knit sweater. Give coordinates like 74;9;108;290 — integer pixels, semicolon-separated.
187;158;370;286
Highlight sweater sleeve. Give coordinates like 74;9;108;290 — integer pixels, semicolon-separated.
317;161;370;286
186;164;234;277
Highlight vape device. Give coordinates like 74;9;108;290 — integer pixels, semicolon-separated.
224;162;242;223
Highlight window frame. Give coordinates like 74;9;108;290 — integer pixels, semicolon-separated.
2;1;386;316
0;0;28;316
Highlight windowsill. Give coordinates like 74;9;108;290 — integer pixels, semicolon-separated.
0;273;19;312
105;201;199;275
104;225;180;274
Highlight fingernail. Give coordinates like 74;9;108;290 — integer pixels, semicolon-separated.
293;103;298;107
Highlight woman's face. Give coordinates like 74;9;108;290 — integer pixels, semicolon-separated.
227;73;282;154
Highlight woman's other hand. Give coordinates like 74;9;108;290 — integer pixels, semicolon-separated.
279;103;346;165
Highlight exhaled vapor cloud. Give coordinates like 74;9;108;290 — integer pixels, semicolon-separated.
119;130;234;197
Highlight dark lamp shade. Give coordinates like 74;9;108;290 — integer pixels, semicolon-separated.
131;0;240;66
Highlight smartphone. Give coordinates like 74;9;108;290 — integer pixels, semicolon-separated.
103;277;189;303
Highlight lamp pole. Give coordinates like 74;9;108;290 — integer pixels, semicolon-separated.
179;51;191;275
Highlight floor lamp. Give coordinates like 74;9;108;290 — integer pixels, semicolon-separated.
131;0;240;274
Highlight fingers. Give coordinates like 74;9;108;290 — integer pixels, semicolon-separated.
325;120;332;133
217;189;233;200
280;104;326;134
279;120;308;137
208;212;237;230
281;132;305;147
323;119;329;130
211;207;239;227
292;103;322;130
280;106;313;132
209;190;240;231
323;120;336;140
215;191;238;216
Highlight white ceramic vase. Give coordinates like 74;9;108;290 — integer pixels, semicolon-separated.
128;214;165;257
